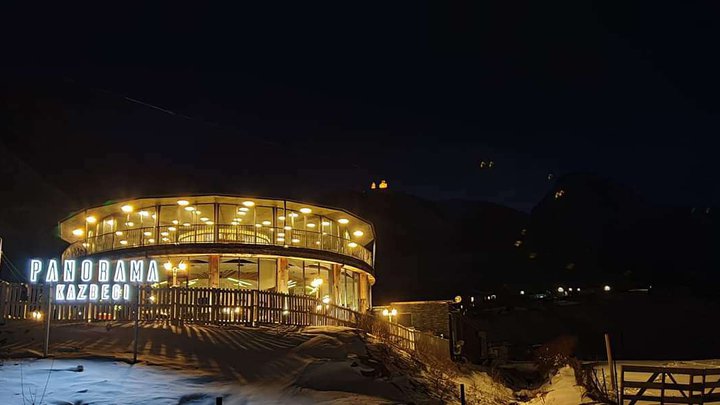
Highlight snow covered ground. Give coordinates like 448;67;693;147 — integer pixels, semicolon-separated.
0;320;616;404
0;321;417;404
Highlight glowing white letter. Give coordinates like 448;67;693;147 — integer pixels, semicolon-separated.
77;284;88;300
63;260;76;282
46;260;59;283
111;284;122;300
146;260;159;283
81;260;93;282
98;260;110;282
66;284;77;301
55;284;66;301
101;284;110;300
130;260;144;283
114;260;126;282
89;284;99;300
123;284;130;301
30;260;42;283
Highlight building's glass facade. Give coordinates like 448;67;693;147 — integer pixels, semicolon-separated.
59;196;375;312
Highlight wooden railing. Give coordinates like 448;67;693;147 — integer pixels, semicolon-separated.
62;224;373;266
0;283;449;360
621;365;720;404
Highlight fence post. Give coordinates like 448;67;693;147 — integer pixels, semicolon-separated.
459;383;466;405
604;333;617;397
250;290;258;326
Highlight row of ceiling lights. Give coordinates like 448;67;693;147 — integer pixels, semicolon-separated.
73;199;363;238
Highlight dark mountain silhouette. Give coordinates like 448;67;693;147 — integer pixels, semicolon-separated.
323;173;719;304
321;190;529;303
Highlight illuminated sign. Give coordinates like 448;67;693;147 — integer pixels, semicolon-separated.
29;259;160;302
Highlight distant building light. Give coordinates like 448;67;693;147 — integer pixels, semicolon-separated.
379;180;388;189
520;290;525;295
557;287;565;293
604;285;611;292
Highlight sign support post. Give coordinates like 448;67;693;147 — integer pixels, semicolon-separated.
133;285;140;363
43;284;52;357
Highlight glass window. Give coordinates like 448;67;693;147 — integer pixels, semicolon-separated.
221;257;257;289
288;259;304;296
259;258;277;291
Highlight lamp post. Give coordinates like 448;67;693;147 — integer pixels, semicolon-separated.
164;260;187;287
382;308;397;323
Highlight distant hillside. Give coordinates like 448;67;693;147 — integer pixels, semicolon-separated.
322;174;719;304
320;190;529;303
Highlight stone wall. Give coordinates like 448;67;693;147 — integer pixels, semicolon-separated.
374;300;450;337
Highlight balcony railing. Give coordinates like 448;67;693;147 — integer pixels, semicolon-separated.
63;224;373;266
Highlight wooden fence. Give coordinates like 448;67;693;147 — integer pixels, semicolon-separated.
621;365;720;404
0;282;449;360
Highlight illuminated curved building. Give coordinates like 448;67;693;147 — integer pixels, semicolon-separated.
59;196;375;311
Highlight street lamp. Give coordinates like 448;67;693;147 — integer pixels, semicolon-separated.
164;260;188;287
382;308;397;323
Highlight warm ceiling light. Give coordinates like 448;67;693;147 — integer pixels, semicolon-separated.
143;231;152;236
238;211;247;216
278;215;286;221
284;226;292;230
72;228;84;236
148;238;155;243
299;208;312;214
115;231;123;236
162;237;170;242
242;201;255;207
262;220;272;226
288;212;299;218
255;223;262;228
348;242;358;248
172;220;179;225
106;219;114;225
307;223;316;228
160;232;169;236
200;217;209;222
353;230;364;237
278;232;285;237
185;206;195;211
231;221;239;225
239;207;249;212
338;218;349;224
321;221;330;226
277;237;285;242
151;214;156;220
234;218;243;222
121;205;133;213
205;221;214;225
315;241;321;245
125;222;134;227
183;223;191;227
168;227;177;231
86;216;97;224
139;211;149;217
177;200;190;206
178;262;187;271
291;238;300;243
119;240;128;245
194;210;201;214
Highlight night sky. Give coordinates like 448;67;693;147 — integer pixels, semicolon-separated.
1;3;719;266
